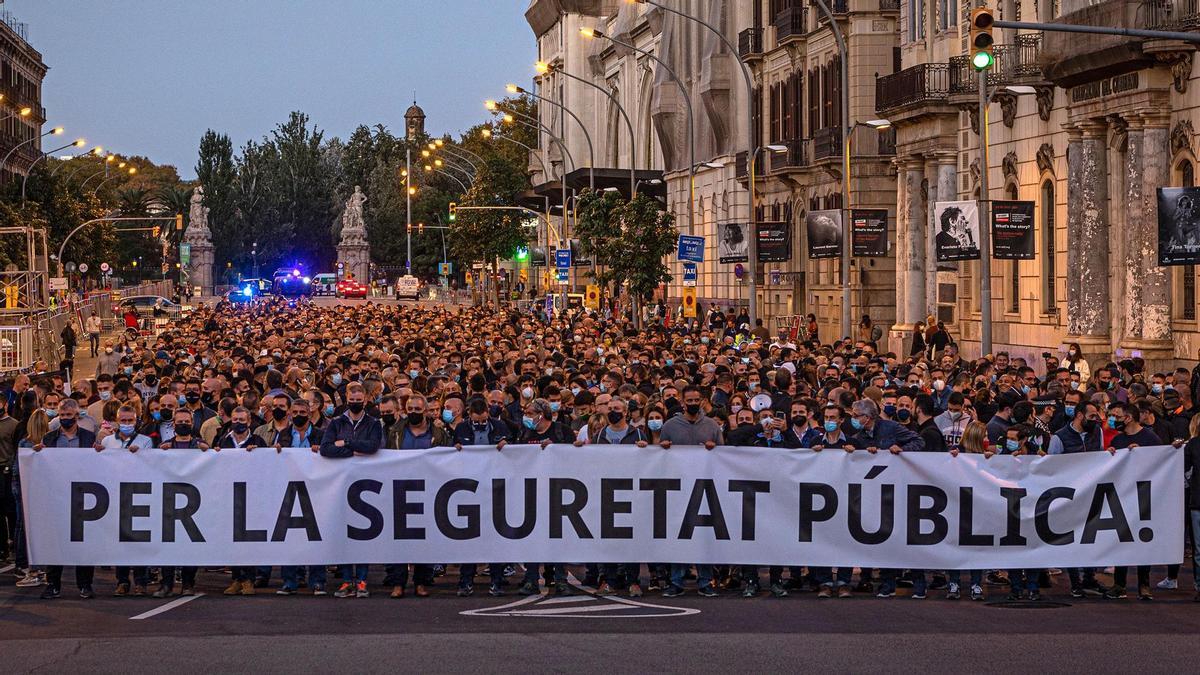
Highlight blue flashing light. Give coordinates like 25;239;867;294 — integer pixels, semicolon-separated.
241;286;253;297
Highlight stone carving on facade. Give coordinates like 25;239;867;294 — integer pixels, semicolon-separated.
1156;51;1194;93
966;105;979;134
184;186;214;296
969;157;980;190
1002;151;1018;181
1109;117;1128;152
1035;86;1054;122
996;92;1018;128
1036;143;1055;175
919;178;929;204
1171;118;1195;156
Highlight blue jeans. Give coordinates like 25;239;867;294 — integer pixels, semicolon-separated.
1191;509;1200;589
255;566;273;583
281;565;327;590
11;462;27;570
881;569;926;593
670;564;713;590
339;564;369;584
459;563;503;588
523;563;565;585
1008;568;1040;592
948;569;983;587
603;563;641;585
812;566;853;587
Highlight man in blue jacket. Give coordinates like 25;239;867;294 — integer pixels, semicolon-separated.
319;383;381;598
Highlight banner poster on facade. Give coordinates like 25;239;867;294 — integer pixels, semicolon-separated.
718;222;749;263
1157;187;1200;266
805;210;843;259
991;200;1036;260
850;209;888;258
569;239;592;267
934;200;981;262
19;446;1183;568
756;221;791;262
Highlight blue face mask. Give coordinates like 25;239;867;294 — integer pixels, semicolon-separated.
177;395;187;406
118;424;136;436
1152;384;1163;394
324;404;335;417
824;420;839;433
1021;385;1031;394
850;417;864;431
883;404;897;417
1107;415;1118;429
665;359;674;367
895;409;912;423
44;407;57;418
700;337;710;344
522;416;536;430
441;410;454;424
1005;439;1020;452
1064;405;1076;418
570;387;582;396
549;401;561;413
124;366;133;375
647;419;663;432
409;369;420;379
151;410;162;422
331;373;343;385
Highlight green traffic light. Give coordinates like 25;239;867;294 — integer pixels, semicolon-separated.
514;247;529;262
972;51;994;70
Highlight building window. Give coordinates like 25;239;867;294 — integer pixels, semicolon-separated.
909;0;926;41
1041;179;1056;313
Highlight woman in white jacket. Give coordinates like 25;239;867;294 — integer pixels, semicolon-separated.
1064;342;1090;386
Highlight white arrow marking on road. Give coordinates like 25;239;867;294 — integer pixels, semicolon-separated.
460;574;700;618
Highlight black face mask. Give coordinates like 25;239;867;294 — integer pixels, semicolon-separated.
292;415;309;429
473;420;488;430
347;402;365;414
232;422;249;434
59;417;77;429
185;392;201;404
791;415;807;428
1082;419;1099;434
271;408;288;422
607;410;624;424
381;413;396;427
685;403;701;416
407;411;424;426
175;423;194;437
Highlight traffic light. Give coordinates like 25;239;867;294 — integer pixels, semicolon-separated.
175;213;183;230
152;226;160;238
514;246;529;262
418;222;425;233
448;202;457;223
969;7;995;71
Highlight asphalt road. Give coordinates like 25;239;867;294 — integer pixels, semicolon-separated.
3;565;1198;673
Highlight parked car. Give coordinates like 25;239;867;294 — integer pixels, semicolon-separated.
395;275;421;300
226;278;271;304
272;268;312;298
117;295;179;317
336;277;368;299
310;273;337;296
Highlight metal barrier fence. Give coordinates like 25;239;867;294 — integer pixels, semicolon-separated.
0;325;31;372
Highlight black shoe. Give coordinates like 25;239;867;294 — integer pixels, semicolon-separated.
253;577;269;588
1029;590;1041;602
1006;590;1023;601
928;574;948;591
554;581;571;596
854;580;874;593
1070;586;1084;599
489;583;504;597
741;582;759;598
457;585;473;597
662;585;684;598
40;585;61;599
769;582;789;598
79;586;95;599
697;585;718;598
985;571;1008;586
518;581;538;596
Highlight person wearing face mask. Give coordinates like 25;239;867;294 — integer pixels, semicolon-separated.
585;397;646;597
255;393;295;447
1063;342;1091;386
378;395;400;437
97;405;155;596
1103;401;1162;601
95;342;121;377
516;399;573;596
34;399;97;600
218;407;269;596
154;408;209;598
1043;401;1106;598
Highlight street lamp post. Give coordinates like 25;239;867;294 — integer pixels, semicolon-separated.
22;138;86;203
426;165;469;192
581;28;695;236
430;142;480;174
484;127;550;176
0;126;64;175
508;84;595;191
538;60;638;198
50;146;103;177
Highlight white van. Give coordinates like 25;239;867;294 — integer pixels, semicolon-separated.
310;273;337;296
396;275;421;300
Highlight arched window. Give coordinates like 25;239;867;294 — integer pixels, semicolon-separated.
1041;179;1056;313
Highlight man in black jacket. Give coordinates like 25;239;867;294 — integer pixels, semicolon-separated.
35;399;97;599
217;406;268;596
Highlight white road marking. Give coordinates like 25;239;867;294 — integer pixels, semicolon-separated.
461;573;701;618
129;593;205;620
538;595;597;604
510;604;636;616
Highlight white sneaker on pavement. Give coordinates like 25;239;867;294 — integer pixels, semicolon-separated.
1156;578;1178;590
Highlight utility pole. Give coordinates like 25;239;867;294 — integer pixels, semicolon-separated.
406;145;412;275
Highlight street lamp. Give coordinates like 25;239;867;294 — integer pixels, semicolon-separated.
91;166;137;198
0;125;65;174
51;145;103;177
482;125;550;177
581;27;695;237
22;138;86;202
493;104;578;174
537;59;638;197
0;106;32;125
507;82;595;190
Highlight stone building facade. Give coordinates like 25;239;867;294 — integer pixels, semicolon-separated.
0;8;47;183
525;0;898;335
878;0;1200;368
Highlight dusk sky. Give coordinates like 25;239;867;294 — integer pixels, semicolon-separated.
8;0;537;178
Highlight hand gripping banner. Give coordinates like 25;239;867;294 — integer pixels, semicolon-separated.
19;445;1183;568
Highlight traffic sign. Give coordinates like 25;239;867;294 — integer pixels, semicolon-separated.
49;277;68;291
78;263;89;274
65;262;76;273
734;263;745;280
556;269;569;284
99;262;110;273
337;261;345;269
677;235;704;263
439;262;453;276
682;262;697;287
555;249;572;269
585;285;600;309
682;287;697;317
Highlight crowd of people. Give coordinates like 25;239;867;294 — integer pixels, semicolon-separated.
1;296;1197;604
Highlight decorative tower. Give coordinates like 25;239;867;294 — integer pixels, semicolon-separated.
405;101;426;140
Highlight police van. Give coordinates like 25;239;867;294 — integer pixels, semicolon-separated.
396;275;420;300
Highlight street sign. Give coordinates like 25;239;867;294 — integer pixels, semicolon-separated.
337;262;345;269
179;243;191;266
677;235;704;263
556;269;569;285
78;263;89;274
734;263;744;280
555;249;572;269
65;262;76;273
49;277;68;291
585;285;600;309
681;287;697;317
439;262;453;276
682;262;697;287
99;262;110;273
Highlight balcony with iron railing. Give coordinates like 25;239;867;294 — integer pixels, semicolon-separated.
809;125;898;162
1145;0;1200;30
812;127;842;161
875;63;951;115
949;34;1045;95
739;27;764;60
816;0;849;24
774;6;808;44
879;0;901;11
769;139;808;173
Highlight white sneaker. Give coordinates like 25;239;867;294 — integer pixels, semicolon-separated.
16;572;44;588
1156;577;1178;590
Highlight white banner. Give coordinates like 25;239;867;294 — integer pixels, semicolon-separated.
19;445;1184;568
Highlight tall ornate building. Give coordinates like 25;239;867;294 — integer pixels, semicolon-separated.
878;0;1200;367
0;6;46;183
525;0;899;336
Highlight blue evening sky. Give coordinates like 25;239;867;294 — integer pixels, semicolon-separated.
8;0;537;178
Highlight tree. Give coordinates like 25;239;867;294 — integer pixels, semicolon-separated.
449;155;529;306
572;188;625;298
612;193;676;303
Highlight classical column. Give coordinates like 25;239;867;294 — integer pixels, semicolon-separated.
1119;112;1173;360
1065;121;1111;356
904;158;927;329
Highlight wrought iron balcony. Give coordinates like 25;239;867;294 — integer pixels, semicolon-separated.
1146;0;1200;30
812;127;842;161
775;6;807;43
739;28;764;59
875;63;950;114
879;0;901;10
769;139;807;172
949;34;1045;94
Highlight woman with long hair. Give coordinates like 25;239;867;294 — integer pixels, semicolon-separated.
12;410;51;588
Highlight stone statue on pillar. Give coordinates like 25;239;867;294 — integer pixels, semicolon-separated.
184;185;215;297
336;185;371;282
